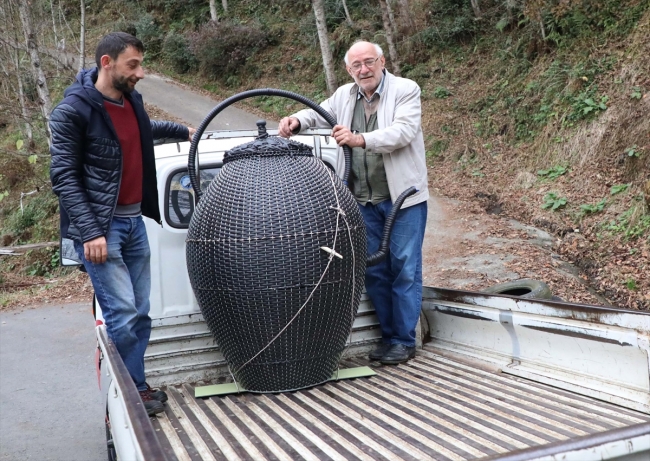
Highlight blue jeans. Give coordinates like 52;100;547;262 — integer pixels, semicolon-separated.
75;217;152;391
359;200;427;347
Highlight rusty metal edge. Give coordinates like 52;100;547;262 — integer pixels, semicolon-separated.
480;421;650;461
98;328;169;461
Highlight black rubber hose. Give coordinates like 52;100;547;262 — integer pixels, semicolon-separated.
367;186;419;267
188;88;353;199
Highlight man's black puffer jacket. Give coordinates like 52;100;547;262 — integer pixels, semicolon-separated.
50;67;188;244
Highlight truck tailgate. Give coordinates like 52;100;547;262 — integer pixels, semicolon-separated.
150;348;649;460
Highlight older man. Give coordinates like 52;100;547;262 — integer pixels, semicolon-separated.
279;41;429;364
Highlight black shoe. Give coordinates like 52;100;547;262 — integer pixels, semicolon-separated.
380;344;416;365
369;344;391;361
139;389;165;416
146;383;168;403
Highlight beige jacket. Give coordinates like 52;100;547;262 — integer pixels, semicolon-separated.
292;71;429;208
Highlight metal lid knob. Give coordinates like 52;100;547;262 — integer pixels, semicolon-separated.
256;120;268;139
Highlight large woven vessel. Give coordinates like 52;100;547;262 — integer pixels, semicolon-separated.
186;122;367;392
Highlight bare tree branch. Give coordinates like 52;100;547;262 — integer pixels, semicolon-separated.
379;0;401;76
341;0;353;26
312;0;338;95
18;0;53;144
78;0;85;71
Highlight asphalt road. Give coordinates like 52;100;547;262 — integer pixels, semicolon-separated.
136;73;276;130
0;303;105;461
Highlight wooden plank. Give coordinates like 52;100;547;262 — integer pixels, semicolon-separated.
194;366;376;398
0;241;58;253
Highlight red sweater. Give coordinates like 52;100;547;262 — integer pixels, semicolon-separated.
104;97;142;205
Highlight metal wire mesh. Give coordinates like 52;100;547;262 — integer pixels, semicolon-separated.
186;141;366;392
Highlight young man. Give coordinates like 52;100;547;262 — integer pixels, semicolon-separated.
279;41;429;365
50;32;195;415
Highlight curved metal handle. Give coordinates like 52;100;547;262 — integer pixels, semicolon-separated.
188;89;353;200
366;186;419;267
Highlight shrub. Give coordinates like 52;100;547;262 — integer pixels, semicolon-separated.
114;19;137;37
162;32;197;74
135;14;163;57
188;21;269;79
417;0;480;50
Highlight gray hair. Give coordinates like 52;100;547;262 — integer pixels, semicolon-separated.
344;42;383;66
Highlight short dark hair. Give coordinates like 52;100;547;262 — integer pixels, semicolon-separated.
95;32;144;68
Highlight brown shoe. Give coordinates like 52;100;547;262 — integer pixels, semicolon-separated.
139;389;165;416
146;383;168;403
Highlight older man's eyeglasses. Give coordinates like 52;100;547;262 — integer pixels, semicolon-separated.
349;57;381;72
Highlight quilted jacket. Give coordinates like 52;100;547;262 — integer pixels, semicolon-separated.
50;67;188;244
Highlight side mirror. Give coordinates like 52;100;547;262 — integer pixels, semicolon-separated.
170;190;195;225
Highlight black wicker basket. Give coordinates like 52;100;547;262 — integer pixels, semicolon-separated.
186;89;416;392
187;125;366;392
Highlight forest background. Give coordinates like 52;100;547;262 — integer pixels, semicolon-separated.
0;0;648;309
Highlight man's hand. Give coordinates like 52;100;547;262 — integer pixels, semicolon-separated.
84;236;108;264
332;125;366;148
278;117;300;138
188;127;197;141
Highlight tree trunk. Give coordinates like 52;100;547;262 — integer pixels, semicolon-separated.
78;0;85;72
13;48;33;143
396;0;414;31
379;0;401;76
50;0;60;74
385;0;398;36
222;0;228;14
341;0;353;26
312;0;338;95
18;0;52;144
209;0;217;21
470;0;482;18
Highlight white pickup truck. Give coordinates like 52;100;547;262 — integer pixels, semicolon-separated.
66;129;650;461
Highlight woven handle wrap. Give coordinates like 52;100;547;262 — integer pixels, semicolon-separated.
187;88;353;199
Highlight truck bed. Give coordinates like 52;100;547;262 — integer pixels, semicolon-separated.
150;347;649;461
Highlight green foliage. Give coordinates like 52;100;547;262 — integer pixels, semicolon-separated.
625;145;642;158
135;14;164;58
541;192;567;211
537;165;568;180
3;193;58;244
417;0;480;50
625;279;638;290
162;32;197;74
22;247;60;277
28;155;38;164
544;0;647;46
569;90;608;121
433;86;452;99
580;198;607;215
610;184;630;195
16;139;23;150
426;139;449;159
188;20;270;79
0;191;8;202
605;206;650;240
403;64;431;86
630;87;643;100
